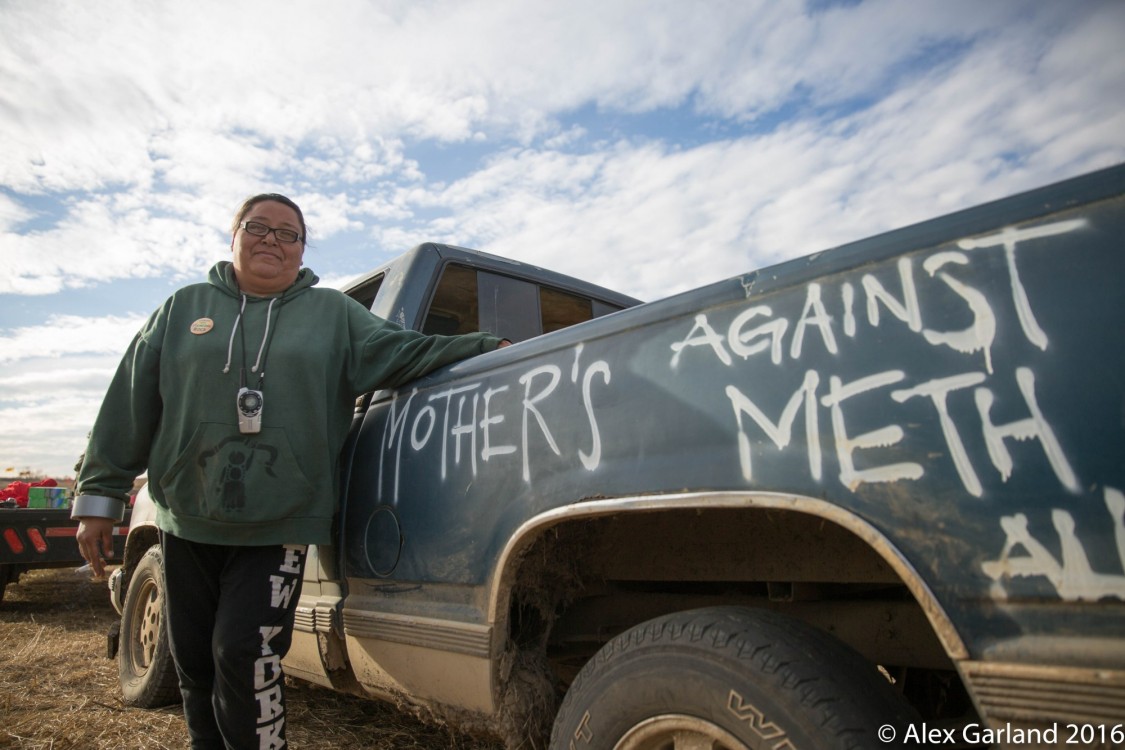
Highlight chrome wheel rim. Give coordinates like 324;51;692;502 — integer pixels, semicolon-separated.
614;715;748;750
130;577;161;671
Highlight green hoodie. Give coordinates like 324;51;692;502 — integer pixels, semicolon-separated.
75;261;501;545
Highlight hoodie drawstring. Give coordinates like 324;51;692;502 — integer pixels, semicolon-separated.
251;297;277;374
222;295;248;374
223;293;281;379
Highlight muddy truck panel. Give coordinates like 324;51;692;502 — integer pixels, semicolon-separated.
336;165;1125;738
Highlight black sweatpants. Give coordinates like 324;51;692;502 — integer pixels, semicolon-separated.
162;533;306;750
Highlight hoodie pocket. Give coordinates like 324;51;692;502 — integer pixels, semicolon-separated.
160;422;318;524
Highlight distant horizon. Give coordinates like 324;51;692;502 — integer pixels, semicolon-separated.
1;475;148;493
2;474;76;488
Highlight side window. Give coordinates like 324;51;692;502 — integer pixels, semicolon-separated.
422;263;625;343
348;273;385;311
541;286;594;334
479;272;539;341
422;265;478;335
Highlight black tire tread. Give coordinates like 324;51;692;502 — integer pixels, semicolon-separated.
551;606;918;750
118;545;181;708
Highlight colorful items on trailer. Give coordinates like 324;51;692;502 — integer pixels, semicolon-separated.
0;478;66;509
27;486;71;509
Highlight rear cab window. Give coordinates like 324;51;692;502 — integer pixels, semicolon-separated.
422;263;628;342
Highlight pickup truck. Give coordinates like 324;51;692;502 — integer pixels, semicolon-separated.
106;164;1125;749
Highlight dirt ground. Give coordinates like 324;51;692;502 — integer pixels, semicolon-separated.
0;567;505;750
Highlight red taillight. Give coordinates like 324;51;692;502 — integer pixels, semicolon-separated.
26;528;48;554
3;528;24;554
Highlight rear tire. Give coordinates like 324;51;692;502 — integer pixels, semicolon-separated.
549;606;919;750
119;545;181;707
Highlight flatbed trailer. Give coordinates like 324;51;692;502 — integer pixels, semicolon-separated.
0;507;130;602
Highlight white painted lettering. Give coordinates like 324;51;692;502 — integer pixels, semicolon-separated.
842;282;857;338
957;219;1086;350
519;366;562;481
821;371;923;490
571;343;585;383
790;283;838;359
429;384;480;480
480;386;516;461
410;404;436;451
892;372;987;497
728;305;788;365
580;361;611;471
982;487;1125;601
671;313;731;367
1110;487;1125;574
921;251;997;373
726;370;821;482
379;389;418;503
863;258;922;332
451;391;479;475
370;216;1094;522
974;368;1079;492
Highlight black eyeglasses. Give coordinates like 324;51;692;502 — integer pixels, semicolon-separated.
239;221;303;244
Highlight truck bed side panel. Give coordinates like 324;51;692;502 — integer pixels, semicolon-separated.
342;166;1125;672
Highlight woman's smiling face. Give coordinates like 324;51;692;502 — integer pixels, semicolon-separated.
230;200;305;296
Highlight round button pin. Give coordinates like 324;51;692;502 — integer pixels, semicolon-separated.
190;318;215;335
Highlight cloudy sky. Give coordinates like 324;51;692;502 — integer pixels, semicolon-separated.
2;0;1124;479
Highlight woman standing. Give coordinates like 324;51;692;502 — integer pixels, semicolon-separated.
73;194;507;748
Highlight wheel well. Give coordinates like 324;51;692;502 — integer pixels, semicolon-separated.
120;526;160;593
499;505;976;725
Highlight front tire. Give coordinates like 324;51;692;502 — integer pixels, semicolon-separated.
119;545;181;707
549;606;919;750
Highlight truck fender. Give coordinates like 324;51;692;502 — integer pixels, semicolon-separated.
109;484;161;615
488;490;968;662
128;483;160;529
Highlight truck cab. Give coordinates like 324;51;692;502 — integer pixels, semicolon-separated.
285;243;640;700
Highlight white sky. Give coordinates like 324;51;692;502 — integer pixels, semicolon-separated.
2;0;1124;477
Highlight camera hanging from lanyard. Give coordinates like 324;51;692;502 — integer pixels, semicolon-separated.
231;294;281;435
237;387;264;434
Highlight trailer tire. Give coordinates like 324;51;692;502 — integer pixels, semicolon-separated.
119;545;181;707
0;565;12;604
549;606;919;750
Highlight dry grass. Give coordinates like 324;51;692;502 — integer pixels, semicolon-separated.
0;568;504;750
